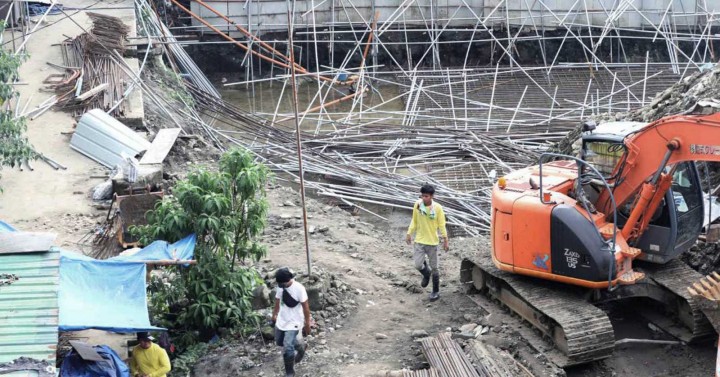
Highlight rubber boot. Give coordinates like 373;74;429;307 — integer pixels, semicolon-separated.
420;262;431;288
284;357;295;377
294;342;306;363
429;274;440;301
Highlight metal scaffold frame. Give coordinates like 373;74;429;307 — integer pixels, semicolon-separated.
140;0;719;235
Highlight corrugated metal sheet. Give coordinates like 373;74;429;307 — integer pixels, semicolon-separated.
0;248;60;368
70;109;151;168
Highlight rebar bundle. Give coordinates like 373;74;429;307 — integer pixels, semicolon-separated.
46;13;131;116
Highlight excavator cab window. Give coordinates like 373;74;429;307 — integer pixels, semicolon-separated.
581;140;625;179
671;164;701;214
616;162;703;263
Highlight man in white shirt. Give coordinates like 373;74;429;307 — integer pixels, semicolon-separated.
271;267;311;377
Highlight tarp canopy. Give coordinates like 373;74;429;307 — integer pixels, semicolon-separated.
56;235;196;332
59;257;163;332
112;234;196;262
1;220;191;333
60;234;196;264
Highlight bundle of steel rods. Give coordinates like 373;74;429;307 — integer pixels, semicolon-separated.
420;332;480;377
86;12;130;54
45;13;131;116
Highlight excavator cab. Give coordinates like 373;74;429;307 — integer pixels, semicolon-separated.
581;121;704;264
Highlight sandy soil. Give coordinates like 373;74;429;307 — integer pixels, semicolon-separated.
0;0;139;248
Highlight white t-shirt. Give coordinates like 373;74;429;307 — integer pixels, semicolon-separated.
275;281;308;331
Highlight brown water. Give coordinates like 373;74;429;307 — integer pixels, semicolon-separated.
220;77;405;133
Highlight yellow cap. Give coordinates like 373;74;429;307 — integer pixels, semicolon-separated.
498;177;507;189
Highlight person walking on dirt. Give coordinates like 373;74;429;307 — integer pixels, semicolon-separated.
272;267;311;377
406;184;449;301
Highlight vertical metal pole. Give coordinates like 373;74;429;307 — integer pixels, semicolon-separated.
330;0;335;67
10;1;15;52
286;0;312;276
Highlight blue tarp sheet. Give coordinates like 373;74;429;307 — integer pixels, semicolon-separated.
60;234;196;264
0;221;16;232
1;220;190;333
111;234;196;262
60;345;130;377
59;257;163;332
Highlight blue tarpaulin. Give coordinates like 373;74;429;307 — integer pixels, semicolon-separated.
59;257;163;332
0;221;16;232
1;220;190;333
60;234;196;264
60;345;130;377
111;234;196;262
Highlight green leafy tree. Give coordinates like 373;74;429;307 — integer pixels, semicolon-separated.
135;148;271;337
0;25;34;181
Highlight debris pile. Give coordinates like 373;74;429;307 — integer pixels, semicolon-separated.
45;12;131;117
258;265;359;338
552;63;720;156
682;241;720;276
623;64;720;122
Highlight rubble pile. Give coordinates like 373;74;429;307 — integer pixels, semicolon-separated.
193;266;359;376
682;241;720;276
553;63;720;155
259;265;359;341
623;63;720;122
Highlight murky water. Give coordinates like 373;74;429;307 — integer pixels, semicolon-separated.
220;76;405;133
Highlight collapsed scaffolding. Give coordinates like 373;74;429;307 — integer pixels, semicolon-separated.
143;0;720;235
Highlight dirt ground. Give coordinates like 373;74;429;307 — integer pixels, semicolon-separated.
0;0;139;248
2;6;717;373
212;185;717;377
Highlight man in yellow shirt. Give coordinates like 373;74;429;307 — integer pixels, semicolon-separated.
129;332;171;377
406;184;449;301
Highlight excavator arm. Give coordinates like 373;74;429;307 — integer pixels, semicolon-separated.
598;112;720;244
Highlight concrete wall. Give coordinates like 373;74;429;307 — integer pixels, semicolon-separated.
189;0;710;36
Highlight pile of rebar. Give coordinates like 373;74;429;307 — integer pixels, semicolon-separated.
46;13;131;116
190;87;516;234
402;369;440;377
420;332;480;377
85;12;130;54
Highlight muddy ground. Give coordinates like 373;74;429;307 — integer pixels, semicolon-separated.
7;171;716;376
192;185;716;377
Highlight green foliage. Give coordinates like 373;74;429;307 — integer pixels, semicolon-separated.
168;343;209;377
0;27;34;179
157;64;195;107
135;148;271;335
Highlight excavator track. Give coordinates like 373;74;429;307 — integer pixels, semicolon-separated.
639;259;715;342
461;256;615;367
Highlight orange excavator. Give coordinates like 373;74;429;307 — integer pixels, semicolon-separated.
462;112;720;366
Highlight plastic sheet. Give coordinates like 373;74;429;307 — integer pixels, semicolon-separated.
111;234;196;262
0;221;16;233
60;345;130;377
59;257;162;332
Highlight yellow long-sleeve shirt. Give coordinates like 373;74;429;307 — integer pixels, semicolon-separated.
129;343;171;377
407;200;448;245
